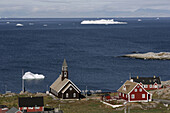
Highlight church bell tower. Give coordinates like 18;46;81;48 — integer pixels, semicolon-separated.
61;59;68;81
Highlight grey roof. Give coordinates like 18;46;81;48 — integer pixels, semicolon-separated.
131;76;161;84
0;105;7;108
50;75;69;93
62;59;67;67
19;96;44;107
117;80;138;94
50;75;81;93
6;107;20;113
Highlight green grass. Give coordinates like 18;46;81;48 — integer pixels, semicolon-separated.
0;93;169;113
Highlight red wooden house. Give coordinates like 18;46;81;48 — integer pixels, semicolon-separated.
18;96;44;112
130;76;162;90
117;80;152;102
0;105;8;113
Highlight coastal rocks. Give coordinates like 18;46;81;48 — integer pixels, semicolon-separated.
123;52;170;60
161;80;170;86
150;87;170;99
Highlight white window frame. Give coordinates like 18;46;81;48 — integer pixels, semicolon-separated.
139;88;142;92
64;72;67;77
73;93;76;97
28;107;33;109
23;107;27;110
131;94;135;99
142;94;145;98
150;85;152;88
35;107;40;109
66;93;69;98
144;85;148;88
135;89;137;92
70;87;72;91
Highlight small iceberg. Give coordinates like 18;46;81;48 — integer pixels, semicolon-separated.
22;72;45;80
29;23;34;25
138;19;142;22
16;23;23;27
43;24;48;27
81;19;127;25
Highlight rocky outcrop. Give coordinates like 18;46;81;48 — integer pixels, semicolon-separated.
123;52;170;60
150;87;170;99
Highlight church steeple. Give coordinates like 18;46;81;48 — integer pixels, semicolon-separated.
61;59;68;81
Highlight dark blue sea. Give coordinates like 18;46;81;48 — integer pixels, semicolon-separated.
0;18;170;94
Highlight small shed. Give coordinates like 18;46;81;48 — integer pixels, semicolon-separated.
18;96;44;112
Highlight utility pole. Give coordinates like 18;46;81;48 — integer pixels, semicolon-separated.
22;69;25;92
5;85;7;93
129;73;131;80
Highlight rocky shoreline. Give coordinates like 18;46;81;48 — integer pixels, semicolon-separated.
123;52;170;60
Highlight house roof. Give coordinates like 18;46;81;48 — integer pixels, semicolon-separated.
50;75;81;93
62;59;67;67
117;80;138;94
18;96;44;107
131;76;161;84
0;105;7;108
6;107;21;113
50;75;70;93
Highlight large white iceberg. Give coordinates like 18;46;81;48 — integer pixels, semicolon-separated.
81;19;127;25
123;52;170;60
22;72;45;80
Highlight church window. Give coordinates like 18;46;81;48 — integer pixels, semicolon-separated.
70;87;72;91
64;72;67;77
73;93;76;97
66;93;69;98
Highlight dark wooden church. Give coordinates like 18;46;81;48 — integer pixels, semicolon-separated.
50;59;81;99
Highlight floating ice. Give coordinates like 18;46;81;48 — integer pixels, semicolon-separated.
22;72;45;80
16;23;23;27
81;19;127;25
123;52;170;60
138;19;142;22
29;23;34;25
43;24;48;27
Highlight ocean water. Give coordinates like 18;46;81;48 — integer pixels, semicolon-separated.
0;18;170;93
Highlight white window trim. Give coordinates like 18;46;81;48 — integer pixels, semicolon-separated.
64;72;67;77
144;85;148;88
150;85;152;88
131;94;135;99
28;107;33;109
139;88;142;92
35;107;40;109
73;93;76;97
142;94;145;98
66;93;69;98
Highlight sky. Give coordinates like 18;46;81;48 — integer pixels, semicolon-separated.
0;0;170;18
